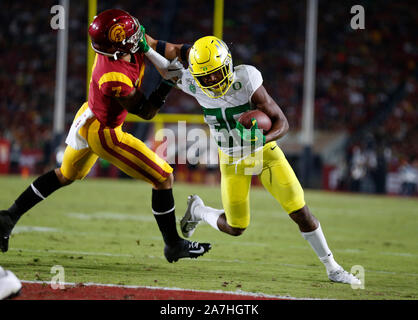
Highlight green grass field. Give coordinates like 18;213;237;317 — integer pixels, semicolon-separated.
0;175;417;300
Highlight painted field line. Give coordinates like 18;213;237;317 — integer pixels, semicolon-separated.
20;280;313;300
12;226;61;234
10;225;418;266
11;223;266;247
10;247;133;257
15;224;416;256
379;251;417;257
288;244;418;258
65;212;155;222
10;247;418;277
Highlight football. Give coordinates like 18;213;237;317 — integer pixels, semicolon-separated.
238;110;272;131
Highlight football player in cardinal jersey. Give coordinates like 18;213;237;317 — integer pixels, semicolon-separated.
143;35;361;284
0;9;210;263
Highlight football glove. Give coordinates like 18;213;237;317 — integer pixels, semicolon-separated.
235;118;266;147
136;80;174;120
137;25;150;53
162;57;184;81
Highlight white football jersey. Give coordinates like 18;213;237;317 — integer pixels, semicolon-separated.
176;64;263;157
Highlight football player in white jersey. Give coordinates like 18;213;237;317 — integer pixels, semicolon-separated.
143;35;360;285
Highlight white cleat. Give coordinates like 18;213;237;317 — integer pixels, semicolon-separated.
180;195;204;238
328;268;361;285
0;267;22;300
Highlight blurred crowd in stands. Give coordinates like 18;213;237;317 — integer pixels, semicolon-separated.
0;0;416;195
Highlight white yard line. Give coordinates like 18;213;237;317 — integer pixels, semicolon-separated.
65;212;155;222
288;244;418;258
10;247;418;277
10;247;133;257
12;226;61;234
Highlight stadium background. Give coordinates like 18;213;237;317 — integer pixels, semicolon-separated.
0;0;417;196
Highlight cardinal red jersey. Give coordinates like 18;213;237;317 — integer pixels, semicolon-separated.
88;53;145;127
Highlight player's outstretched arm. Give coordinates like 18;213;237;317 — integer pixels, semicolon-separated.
145;33;191;63
136;26;186;81
114;81;173;120
251;85;289;143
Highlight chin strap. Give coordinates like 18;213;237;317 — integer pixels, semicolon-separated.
90;43;121;60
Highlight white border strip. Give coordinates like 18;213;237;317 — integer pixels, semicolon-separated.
20;280;319;300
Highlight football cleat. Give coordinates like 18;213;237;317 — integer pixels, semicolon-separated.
180;195;204;238
164;239;211;263
0;211;14;253
328;268;361;285
0;267;22;300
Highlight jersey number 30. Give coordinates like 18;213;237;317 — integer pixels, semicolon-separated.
202;103;250;146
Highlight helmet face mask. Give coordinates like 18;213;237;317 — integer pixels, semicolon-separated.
121;17;143;54
194;64;230;96
88;9;143;60
188;36;234;98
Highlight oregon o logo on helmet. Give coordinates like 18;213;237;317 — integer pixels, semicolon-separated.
108;24;126;43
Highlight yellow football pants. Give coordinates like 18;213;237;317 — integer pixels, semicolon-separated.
60;103;173;186
219;141;306;229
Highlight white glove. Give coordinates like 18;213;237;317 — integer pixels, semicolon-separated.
163;57;184;80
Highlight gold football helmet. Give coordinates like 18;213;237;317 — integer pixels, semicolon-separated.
188;36;233;98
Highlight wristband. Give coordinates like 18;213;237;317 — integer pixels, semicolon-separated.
180;44;192;62
156;40;167;56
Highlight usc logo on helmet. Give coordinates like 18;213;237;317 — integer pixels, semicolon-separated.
108;24;126;43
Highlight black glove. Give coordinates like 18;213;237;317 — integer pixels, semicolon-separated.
136;80;174;120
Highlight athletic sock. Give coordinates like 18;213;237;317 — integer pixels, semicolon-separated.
194;205;223;231
152;189;182;245
301;223;341;273
7;170;62;225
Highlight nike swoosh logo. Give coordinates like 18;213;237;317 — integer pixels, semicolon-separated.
271;145;277;150
189;247;205;254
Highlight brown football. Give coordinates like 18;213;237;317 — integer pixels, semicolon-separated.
238;110;272;131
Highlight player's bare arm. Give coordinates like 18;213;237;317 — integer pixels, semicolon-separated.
251;85;289;143
145;34;191;63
